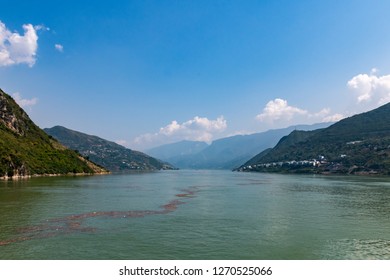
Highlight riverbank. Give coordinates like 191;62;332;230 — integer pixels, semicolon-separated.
0;171;110;181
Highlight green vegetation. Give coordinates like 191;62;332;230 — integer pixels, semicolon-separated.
44;126;176;171
0;88;107;178
239;103;390;175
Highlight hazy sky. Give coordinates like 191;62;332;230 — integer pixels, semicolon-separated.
1;0;390;150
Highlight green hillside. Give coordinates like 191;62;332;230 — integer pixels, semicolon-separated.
239;103;390;175
44;126;176;171
0;88;107;179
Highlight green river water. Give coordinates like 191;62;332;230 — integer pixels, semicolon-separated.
1;170;390;259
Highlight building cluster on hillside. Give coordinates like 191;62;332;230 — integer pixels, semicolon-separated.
239;155;335;171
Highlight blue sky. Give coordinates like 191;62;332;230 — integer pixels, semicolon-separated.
1;0;390;150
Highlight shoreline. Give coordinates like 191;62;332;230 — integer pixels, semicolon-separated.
236;169;390;177
0;171;110;181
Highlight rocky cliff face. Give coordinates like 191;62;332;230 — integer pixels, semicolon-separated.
0;91;32;136
0;88;108;179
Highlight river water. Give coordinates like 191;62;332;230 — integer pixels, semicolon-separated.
1;170;390;259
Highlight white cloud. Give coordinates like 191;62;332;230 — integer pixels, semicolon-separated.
133;116;227;149
256;99;308;122
0;21;39;67
12;92;38;108
256;98;343;128
34;24;49;31
322;113;344;122
55;44;63;52
347;69;390;108
371;68;378;75
115;140;128;147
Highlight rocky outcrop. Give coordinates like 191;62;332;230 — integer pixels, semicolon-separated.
0;91;31;136
0;88;109;179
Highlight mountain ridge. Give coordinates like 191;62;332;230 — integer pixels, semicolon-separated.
44;126;175;171
238;103;390;175
146;123;333;169
146;140;208;162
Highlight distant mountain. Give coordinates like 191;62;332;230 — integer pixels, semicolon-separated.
44;126;175;171
147;123;332;169
239;103;390;175
0;88;107;179
146;140;208;162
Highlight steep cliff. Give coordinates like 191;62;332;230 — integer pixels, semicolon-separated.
0;88;108;179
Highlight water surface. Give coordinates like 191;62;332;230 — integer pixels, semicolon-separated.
1;170;390;259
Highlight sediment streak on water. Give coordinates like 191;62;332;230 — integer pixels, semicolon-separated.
0;186;201;246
